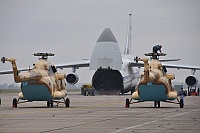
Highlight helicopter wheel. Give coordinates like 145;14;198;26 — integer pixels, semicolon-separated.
157;101;160;108
47;101;50;107
50;100;53;107
47;100;53;107
154;101;157;108
154;101;160;108
12;98;18;108
125;98;130;108
65;98;70;108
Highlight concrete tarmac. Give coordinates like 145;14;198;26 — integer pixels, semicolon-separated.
0;92;200;133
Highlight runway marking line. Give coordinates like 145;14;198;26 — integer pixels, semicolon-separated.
110;109;200;133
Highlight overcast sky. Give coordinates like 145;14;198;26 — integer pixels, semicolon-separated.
0;0;200;85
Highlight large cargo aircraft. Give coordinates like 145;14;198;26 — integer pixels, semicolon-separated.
56;14;199;95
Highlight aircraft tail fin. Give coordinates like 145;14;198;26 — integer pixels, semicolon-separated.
124;13;132;55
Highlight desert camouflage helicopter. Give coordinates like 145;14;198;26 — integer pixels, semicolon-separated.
126;52;199;108
1;53;70;108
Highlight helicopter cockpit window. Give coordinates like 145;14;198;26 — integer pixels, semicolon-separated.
48;65;57;74
51;65;57;73
162;66;167;73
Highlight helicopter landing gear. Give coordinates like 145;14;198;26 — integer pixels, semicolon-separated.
125;98;130;108
47;100;53;107
154;101;160;108
65;98;70;108
12;98;18;108
47;98;70;108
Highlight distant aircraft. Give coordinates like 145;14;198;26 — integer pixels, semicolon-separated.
1;14;200;96
0;53;70;108
125;52;200;108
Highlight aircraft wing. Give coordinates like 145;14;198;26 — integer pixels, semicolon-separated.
159;59;181;62
55;60;90;69
0;68;31;75
161;63;200;70
0;60;90;75
55;59;200;71
129;61;200;70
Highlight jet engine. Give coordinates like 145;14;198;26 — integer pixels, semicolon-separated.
66;73;79;85
185;75;198;86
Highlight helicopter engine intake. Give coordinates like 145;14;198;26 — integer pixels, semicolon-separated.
185;75;198;86
66;73;79;84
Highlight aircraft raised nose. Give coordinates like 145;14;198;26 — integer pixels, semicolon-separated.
90;28;122;70
89;28;124;94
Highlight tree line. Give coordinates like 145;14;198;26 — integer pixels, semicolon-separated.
0;83;20;89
